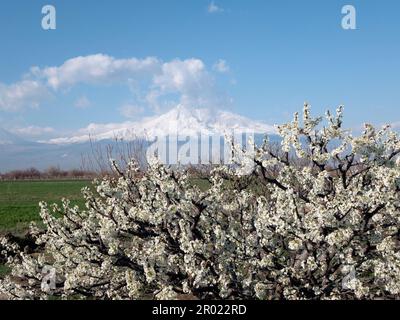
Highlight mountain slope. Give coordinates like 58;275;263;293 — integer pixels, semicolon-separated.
47;105;276;144
0;107;280;171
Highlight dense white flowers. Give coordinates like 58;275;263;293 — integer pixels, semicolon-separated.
1;103;400;300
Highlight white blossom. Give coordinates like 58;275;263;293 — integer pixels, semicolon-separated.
1;104;400;300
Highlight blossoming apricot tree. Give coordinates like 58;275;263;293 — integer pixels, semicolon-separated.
1;104;399;299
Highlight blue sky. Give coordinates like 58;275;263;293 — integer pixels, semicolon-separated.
0;0;399;140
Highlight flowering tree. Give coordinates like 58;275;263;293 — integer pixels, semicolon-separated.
1;104;400;300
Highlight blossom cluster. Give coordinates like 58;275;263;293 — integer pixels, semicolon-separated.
1;104;399;300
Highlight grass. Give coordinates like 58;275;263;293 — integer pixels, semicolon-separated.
0;264;10;279
0;177;208;282
0;180;90;281
0;178;212;235
0;180;90;235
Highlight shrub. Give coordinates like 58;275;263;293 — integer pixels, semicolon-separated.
1;104;399;300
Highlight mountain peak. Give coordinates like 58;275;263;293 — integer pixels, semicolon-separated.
46;106;276;144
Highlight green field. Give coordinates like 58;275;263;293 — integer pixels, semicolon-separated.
0;178;208;279
0;178;211;236
0;180;90;235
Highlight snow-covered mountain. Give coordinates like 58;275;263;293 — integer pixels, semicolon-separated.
0;106;279;171
47;105;276;144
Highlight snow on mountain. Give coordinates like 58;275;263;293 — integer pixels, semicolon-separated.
0;107;280;171
46;105;276;144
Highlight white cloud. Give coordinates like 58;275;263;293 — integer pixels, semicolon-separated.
2;54;230;116
31;55;225;112
0;80;50;112
154;59;206;91
119;104;144;119
74;96;91;109
13;125;55;137
213;59;230;73
208;2;224;13
150;58;226;111
33;54;160;90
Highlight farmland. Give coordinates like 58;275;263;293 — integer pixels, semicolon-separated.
0;180;90;235
0;180;90;279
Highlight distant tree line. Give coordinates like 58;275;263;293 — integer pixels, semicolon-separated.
0;167;98;180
